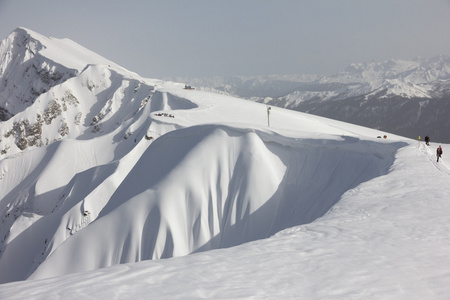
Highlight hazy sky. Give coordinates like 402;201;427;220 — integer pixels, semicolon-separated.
1;0;450;79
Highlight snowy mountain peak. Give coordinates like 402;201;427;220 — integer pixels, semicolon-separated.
0;28;126;120
5;27;119;72
0;28;156;157
0;28;45;65
334;56;450;84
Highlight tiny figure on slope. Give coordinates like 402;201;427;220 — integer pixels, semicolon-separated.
437;145;443;162
425;135;430;146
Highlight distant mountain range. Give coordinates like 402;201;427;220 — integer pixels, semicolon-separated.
179;56;450;142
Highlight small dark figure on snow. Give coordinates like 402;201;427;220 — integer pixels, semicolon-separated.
437;145;443;162
425;135;430;146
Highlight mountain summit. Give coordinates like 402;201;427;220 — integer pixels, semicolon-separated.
0;27;122;120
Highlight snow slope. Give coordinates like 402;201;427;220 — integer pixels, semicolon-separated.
1;29;450;299
2;131;450;299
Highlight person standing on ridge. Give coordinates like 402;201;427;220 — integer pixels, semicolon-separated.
425;135;430;146
437;145;443;162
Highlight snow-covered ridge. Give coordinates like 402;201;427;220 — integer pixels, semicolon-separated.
0;27;159;157
0;28;400;284
0;27;129;120
26;126;402;280
0;63;156;157
2;28;450;299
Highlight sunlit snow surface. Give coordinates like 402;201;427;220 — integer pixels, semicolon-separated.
1;28;450;299
2;138;450;299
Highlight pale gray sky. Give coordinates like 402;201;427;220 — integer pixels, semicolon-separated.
1;0;450;78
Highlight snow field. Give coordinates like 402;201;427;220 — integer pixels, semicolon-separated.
2;141;450;299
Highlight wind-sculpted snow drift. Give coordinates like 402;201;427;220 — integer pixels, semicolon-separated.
0;28;406;284
24;125;400;280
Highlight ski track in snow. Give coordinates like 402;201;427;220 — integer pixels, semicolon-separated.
419;142;449;175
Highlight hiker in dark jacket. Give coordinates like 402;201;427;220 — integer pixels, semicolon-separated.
425;135;430;146
437;145;443;162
